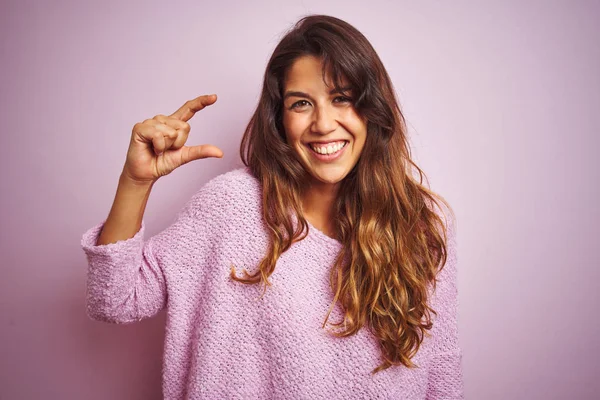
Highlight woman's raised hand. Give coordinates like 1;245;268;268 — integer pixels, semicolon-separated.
122;94;223;184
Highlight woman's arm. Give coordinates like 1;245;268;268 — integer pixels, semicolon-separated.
80;173;196;324
425;215;466;399
81;93;223;324
95;173;155;246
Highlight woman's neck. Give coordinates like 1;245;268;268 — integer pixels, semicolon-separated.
300;180;340;238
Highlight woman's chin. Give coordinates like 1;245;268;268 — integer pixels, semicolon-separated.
307;167;348;186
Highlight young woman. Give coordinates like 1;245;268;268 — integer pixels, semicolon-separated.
81;14;464;399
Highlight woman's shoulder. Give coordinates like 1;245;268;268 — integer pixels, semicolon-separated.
424;195;457;238
184;166;262;220
203;166;259;194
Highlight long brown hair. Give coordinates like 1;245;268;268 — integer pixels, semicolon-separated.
232;14;455;374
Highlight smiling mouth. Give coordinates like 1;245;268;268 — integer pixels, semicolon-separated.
308;140;348;155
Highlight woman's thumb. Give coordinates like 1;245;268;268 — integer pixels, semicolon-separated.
184;144;224;163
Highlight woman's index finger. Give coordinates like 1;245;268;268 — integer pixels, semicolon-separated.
170;94;217;122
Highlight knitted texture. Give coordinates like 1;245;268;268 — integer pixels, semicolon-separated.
81;167;465;399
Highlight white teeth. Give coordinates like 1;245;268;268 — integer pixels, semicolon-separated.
310;141;347;155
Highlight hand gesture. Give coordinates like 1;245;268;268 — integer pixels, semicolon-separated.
122;94;223;184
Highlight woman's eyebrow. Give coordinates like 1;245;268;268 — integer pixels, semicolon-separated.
283;91;311;100
329;86;353;95
283;86;353;100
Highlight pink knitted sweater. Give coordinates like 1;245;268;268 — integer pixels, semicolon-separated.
81;167;464;399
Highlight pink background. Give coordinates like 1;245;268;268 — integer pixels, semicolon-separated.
1;1;598;399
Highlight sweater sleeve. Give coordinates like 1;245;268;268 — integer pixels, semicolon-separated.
80;194;199;324
425;215;465;399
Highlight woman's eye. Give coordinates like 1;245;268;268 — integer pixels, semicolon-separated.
334;96;352;104
289;97;351;110
290;100;310;109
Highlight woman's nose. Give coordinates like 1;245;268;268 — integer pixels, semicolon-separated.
311;104;338;135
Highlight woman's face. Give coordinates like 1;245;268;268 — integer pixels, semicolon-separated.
282;55;367;187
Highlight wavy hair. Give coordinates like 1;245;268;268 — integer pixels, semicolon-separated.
231;14;454;374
